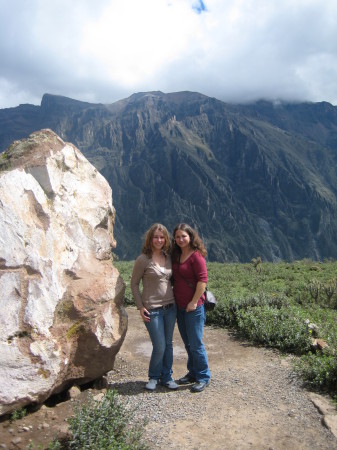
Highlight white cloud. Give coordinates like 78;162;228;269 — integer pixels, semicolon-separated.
1;0;337;108
81;1;199;84
0;78;41;109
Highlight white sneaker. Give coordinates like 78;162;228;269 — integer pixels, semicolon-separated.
163;380;179;390
145;379;158;390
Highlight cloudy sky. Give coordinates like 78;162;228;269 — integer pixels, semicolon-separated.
1;0;337;109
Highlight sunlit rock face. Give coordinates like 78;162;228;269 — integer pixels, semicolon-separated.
0;129;127;416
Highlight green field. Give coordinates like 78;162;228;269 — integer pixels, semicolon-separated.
115;259;337;400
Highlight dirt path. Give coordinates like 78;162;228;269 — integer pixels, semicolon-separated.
1;306;337;449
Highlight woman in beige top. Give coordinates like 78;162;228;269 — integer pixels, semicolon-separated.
131;223;178;391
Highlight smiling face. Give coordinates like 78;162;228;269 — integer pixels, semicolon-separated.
151;230;166;252
174;229;191;250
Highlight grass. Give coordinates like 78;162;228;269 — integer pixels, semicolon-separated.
114;259;337;398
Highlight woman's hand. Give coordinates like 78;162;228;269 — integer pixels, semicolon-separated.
186;301;198;312
140;307;151;322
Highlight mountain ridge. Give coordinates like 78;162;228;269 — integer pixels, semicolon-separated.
1;91;337;262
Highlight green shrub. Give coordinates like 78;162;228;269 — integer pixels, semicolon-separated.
48;440;62;450
67;389;148;450
206;302;230;327
10;407;27;421
295;353;337;390
207;293;288;327
236;306;312;354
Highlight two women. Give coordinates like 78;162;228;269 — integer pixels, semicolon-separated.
131;222;211;393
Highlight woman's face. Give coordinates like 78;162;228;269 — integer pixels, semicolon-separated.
151;230;166;251
174;229;191;249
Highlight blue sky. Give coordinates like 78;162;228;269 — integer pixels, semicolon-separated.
1;0;337;108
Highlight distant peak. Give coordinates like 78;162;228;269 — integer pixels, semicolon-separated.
41;94;96;110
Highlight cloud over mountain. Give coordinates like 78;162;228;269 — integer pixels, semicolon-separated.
1;0;337;109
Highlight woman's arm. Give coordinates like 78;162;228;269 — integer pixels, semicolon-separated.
130;255;151;322
186;252;207;312
186;281;206;312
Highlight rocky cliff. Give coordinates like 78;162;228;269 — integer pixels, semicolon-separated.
1;92;337;261
0;129;127;416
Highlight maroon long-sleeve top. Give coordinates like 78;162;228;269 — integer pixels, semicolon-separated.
172;251;208;309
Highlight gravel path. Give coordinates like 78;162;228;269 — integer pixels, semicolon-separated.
108;307;337;449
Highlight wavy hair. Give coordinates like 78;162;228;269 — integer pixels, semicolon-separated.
142;223;171;257
171;223;207;262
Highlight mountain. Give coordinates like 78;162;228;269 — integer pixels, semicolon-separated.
1;91;337;262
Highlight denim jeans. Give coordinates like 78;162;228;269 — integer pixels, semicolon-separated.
144;303;177;383
176;304;211;383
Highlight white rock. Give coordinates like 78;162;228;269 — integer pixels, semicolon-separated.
0;130;127;416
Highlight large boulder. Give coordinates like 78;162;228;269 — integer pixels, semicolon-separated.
0;129;127;416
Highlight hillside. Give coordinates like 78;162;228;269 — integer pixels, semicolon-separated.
1;91;337;261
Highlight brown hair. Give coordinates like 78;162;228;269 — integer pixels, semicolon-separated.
142;223;171;257
171;223;207;262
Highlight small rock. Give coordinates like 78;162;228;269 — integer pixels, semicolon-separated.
323;415;337;438
316;339;328;350
68;385;81;398
93;393;105;402
310;393;336;415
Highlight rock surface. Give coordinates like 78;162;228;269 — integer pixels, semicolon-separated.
0;129;127;416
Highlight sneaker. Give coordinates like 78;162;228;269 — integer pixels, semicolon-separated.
145;379;158;391
178;373;196;385
162;380;179;390
190;380;210;393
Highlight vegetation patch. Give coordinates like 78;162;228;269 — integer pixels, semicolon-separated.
0;151;11;171
11;407;27;422
57;299;76;319
26;390;148;449
66;389;148;449
66;321;86;340
38;368;51;379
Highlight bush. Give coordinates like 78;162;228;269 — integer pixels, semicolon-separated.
295;353;337;390
207;293;287;327
236;306;312;354
67;390;148;450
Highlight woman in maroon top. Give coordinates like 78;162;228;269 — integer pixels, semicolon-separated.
171;223;211;392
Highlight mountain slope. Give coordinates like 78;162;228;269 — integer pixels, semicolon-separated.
1;91;337;261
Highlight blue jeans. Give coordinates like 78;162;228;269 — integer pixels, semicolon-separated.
145;303;177;383
177;304;211;383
